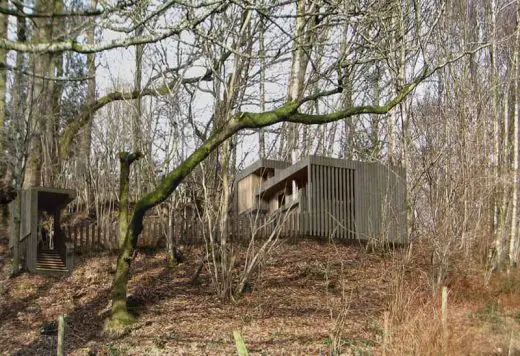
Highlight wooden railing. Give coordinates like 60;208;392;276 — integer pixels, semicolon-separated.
62;210;303;253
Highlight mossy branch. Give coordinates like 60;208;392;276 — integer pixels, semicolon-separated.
108;60;467;327
59;73;213;159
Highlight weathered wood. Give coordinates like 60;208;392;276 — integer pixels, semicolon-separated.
73;225;78;250
57;314;65;356
383;311;390;356
86;223;91;252
441;286;448;354
348;168;354;239
96;224;101;251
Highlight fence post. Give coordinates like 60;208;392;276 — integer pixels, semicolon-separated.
383;311;390;356
441;286;448;355
101;222;106;250
57;314;65;356
81;224;86;252
96;223;101;251
73;225;78;251
86;224;91;253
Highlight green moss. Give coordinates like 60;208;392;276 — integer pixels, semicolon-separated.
107;81;424;330
104;310;137;331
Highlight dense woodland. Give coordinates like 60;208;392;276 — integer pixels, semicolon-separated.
1;0;520;354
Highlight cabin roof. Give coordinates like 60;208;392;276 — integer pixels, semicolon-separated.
235;158;290;182
257;158;310;199
31;187;76;212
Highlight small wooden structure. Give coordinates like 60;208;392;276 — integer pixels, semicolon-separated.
9;187;76;275
234;155;407;243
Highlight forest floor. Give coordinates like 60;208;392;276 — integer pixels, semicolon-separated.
1;230;520;355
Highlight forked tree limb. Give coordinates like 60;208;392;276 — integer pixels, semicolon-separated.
108;65;432;326
118;152;142;248
59;51;231;159
0;2;228;54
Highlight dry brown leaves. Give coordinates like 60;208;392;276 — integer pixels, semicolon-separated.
1;233;520;355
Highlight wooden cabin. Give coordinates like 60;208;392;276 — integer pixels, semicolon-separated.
234;156;407;244
9;187;76;275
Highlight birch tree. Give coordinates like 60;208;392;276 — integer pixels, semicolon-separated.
0;0;486;328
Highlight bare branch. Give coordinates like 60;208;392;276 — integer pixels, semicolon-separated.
0;2;228;54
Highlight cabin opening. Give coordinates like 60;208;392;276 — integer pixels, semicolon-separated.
9;187;76;275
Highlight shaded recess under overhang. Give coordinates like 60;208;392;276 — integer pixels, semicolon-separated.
36;187;76;212
235;158;290;182
257;159;309;199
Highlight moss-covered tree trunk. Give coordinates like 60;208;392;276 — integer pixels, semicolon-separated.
105;152;142;328
0;0;7;141
106;70;429;328
118;152;142;248
11;195;21;276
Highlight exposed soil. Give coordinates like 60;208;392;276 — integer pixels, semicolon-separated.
1;230;520;355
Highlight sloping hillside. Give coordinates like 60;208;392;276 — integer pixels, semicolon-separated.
1;232;520;355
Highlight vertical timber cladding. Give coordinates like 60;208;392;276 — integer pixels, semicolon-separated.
352;161;407;243
309;157;357;240
27;189;38;272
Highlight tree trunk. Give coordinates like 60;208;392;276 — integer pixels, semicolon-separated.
132;1;146;197
489;0;505;268
0;0;7;141
509;3;520;267
166;199;176;266
258;13;266;158
11;195;21;276
79;0;97;215
105;68;433;328
9;13;28;274
118;152;142;248
24;0;58;188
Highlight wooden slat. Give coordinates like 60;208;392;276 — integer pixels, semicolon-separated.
355;162;364;239
315;164;320;236
96;224;101;251
345;168;350;240
330;166;335;238
343;167;348;239
312;165;317;236
65;226;70;244
344;168;349;239
101;222;106;249
351;168;356;239
315;164;320;237
353;167;356;239
323;165;329;238
336;167;342;239
347;168;351;239
86;223;91;252
318;164;324;237
73;225;78;251
112;224;117;250
331;166;337;238
81;224;86;251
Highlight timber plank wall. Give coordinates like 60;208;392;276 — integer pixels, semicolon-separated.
302;156;407;243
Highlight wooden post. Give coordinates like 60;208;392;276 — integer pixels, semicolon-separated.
101;222;106;250
233;330;248;356
81;224;86;251
89;224;94;251
383;311;390;356
85;224;90;253
110;224;115;250
96;223;101;251
57;314;65;356
441;286;448;354
73;225;77;251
